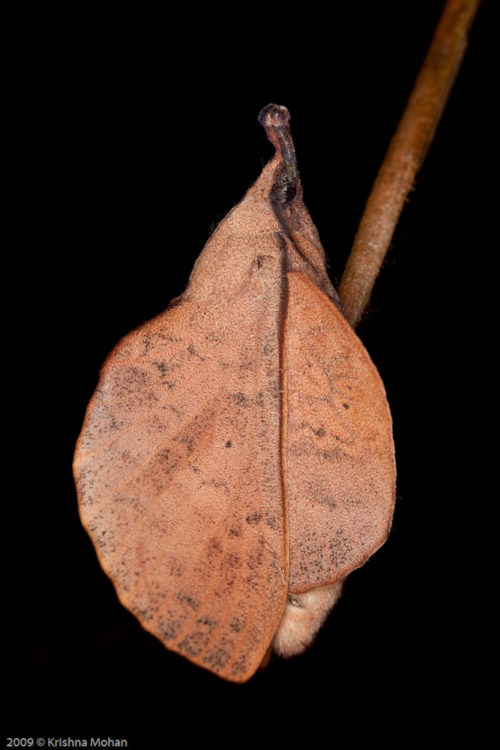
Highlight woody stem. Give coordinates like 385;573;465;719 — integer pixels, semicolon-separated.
338;0;481;329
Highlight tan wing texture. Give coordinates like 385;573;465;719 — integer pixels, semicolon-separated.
284;272;396;593
74;250;288;682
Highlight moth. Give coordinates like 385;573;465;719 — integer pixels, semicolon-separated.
73;104;396;682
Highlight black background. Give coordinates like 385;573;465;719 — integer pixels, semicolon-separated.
6;1;491;746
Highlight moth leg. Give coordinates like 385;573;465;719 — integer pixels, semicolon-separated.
272;581;344;657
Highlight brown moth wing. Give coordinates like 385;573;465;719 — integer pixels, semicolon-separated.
74;103;397;680
73;160;289;682
284;271;396;594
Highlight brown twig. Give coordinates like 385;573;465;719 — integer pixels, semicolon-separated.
338;0;481;329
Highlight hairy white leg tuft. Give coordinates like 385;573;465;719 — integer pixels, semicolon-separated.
272;580;344;657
